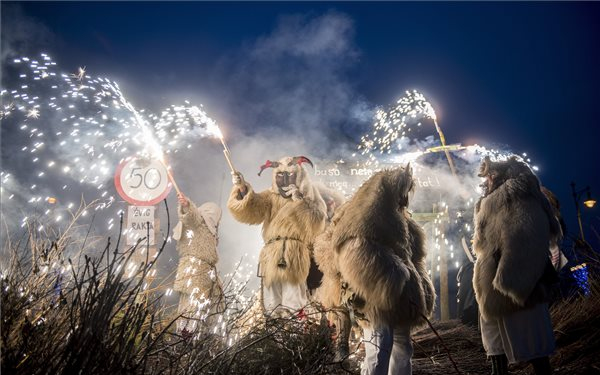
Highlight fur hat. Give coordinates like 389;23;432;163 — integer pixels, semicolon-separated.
173;202;221;240
198;202;222;236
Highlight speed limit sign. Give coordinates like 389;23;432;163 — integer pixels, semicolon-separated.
114;157;173;205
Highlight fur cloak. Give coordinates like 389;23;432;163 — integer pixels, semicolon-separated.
473;157;561;320
326;167;435;329
228;157;327;288
173;200;223;301
313;224;343;309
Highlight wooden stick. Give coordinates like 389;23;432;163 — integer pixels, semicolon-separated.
219;136;236;173
433;119;458;177
166;167;182;196
158;158;181;196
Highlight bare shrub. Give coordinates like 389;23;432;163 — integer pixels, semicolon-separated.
1;200;347;375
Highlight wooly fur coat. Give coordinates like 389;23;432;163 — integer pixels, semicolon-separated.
228;156;328;288
323;166;435;329
473;157;561;320
313;224;342;310
173;200;223;301
312;181;348;308
311;182;346;300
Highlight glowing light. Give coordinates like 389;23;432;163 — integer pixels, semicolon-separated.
26;108;40;118
2;53;224;232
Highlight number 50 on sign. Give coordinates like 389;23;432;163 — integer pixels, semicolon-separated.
114;157;173;206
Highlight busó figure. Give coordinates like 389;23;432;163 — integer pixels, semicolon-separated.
325;165;435;375
228;156;328;316
473;156;561;375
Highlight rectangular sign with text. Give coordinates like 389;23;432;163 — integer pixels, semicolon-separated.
126;205;156;246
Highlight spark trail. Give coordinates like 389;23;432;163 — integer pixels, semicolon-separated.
1;53;222;232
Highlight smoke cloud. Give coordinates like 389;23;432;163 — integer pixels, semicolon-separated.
1;4;56;63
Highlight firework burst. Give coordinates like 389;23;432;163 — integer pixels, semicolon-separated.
1;53;223;232
357;90;440;168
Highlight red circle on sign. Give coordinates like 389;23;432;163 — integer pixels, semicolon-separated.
114;157;173;206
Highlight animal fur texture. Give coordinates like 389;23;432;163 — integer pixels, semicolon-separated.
322;166;435;329
473;157;561;320
228;156;328;288
314;181;346;220
173;200;223;301
312;183;346;306
312;188;352;357
313;224;342;309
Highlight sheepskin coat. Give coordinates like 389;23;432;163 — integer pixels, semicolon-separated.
326;167;435;329
173;201;222;300
313;224;343;310
473;160;561;321
228;167;327;288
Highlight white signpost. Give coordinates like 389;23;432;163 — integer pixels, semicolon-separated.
114;157;173;259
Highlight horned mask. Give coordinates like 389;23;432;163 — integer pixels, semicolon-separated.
258;156;314;199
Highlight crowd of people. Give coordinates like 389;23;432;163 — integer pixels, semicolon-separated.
172;154;565;375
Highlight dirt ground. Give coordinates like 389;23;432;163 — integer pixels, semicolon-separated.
336;318;599;375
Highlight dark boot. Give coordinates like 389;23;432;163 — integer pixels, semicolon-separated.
529;356;552;375
490;354;508;375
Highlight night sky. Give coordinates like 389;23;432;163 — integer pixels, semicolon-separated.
2;1;599;248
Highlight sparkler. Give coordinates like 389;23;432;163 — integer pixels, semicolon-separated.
358;90;457;175
218;131;237;174
151;102;236;174
431;117;457;177
159;157;182;196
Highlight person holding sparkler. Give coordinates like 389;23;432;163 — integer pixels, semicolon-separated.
173;192;224;332
228;156;328;317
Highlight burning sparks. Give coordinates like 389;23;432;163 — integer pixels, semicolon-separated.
339;89;542;283
26;108;40;119
71;66;86;81
1;53;224;231
358;90;439;167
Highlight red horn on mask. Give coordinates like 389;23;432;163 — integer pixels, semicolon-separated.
290;156;314;169
258;160;280;176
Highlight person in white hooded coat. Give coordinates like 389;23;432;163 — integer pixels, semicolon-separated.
173;193;224;331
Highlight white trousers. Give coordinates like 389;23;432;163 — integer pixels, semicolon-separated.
362;325;413;375
263;281;308;316
480;303;555;363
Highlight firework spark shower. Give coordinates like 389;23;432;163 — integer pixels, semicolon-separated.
1;54;224;232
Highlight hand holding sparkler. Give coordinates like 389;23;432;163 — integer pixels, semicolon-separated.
231;171;245;186
231;171;248;198
177;193;190;209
